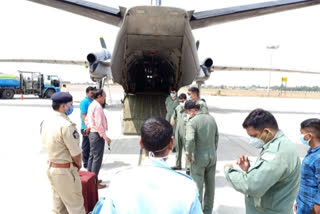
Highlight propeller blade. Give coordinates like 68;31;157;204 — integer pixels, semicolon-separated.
100;36;107;49
196;40;200;50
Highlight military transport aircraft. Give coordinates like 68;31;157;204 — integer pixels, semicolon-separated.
3;0;320;134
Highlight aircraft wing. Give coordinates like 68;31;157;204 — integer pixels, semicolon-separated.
27;0;125;27
212;65;320;75
190;0;320;29
0;59;88;66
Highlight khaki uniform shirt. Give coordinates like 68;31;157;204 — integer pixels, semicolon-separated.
41;112;81;163
224;130;301;214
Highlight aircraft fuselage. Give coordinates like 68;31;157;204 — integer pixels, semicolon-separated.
111;6;200;94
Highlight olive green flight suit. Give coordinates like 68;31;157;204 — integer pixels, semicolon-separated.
165;95;179;121
224;130;301;214
171;105;188;168
197;99;209;114
185;112;219;214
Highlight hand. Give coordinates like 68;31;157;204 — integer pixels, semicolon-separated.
313;204;320;214
237;155;250;172
105;137;111;144
185;156;190;163
224;163;234;168
84;128;90;136
293;202;297;213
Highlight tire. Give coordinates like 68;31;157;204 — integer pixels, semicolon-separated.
45;89;55;98
2;89;15;99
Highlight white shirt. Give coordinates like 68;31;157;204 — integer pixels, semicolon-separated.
100;158;202;214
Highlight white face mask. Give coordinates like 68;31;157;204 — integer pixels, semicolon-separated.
249;137;265;149
180;102;185;107
186;114;191;120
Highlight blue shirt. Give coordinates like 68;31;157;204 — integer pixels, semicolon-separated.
100;158;202;214
296;146;320;214
80;96;92;130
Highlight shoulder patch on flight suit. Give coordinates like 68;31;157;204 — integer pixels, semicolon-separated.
73;130;80;139
261;152;276;161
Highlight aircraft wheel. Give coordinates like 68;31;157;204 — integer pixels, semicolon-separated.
2;89;15;99
45;89;55;98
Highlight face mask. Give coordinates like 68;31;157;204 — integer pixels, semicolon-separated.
249;137;265;149
186;114;191;120
170;93;176;98
187;94;191;100
180;102;185;107
102;101;106;108
300;134;310;146
64;104;74;115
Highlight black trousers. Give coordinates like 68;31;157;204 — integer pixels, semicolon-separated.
87;132;105;176
81;129;90;168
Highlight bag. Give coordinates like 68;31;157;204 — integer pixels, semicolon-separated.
79;171;99;213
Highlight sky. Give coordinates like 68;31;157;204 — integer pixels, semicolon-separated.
0;0;319;87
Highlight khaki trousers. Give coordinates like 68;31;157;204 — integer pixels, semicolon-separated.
47;165;86;214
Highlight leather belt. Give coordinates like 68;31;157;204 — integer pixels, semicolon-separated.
49;162;75;168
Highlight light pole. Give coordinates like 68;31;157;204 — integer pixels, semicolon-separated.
266;45;279;96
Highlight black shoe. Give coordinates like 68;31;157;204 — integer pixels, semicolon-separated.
171;166;182;170
186;169;190;175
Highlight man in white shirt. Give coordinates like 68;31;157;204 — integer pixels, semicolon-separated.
99;117;202;214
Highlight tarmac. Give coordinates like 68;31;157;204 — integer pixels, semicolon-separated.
0;85;316;213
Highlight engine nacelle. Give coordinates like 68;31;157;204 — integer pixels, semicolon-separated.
195;58;213;82
87;49;112;81
87;49;111;64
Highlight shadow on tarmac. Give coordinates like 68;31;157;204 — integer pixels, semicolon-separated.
101;161;130;170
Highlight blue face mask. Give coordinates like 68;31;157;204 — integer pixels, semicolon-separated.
170;93;175;98
64;104;74;115
300;134;310;146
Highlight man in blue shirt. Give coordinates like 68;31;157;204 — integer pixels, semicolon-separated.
100;117;202;214
295;118;320;214
80;86;96;168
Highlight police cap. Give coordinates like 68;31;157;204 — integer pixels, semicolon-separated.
51;92;73;103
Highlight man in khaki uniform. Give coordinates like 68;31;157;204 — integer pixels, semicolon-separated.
41;92;85;214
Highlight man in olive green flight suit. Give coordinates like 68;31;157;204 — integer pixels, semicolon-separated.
224;108;301;214
170;93;187;170
185;100;219;214
188;87;208;114
165;88;179;121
